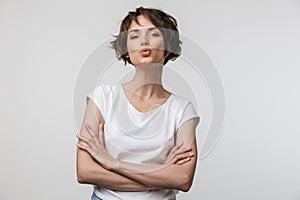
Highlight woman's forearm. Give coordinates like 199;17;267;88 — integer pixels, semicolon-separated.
111;155;196;192
77;149;156;191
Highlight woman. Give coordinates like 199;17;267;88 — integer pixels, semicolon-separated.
76;7;200;200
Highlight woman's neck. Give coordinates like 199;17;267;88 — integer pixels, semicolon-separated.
122;63;166;99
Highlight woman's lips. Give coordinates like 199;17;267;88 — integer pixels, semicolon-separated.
140;48;151;57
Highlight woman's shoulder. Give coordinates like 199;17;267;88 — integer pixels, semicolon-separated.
171;93;194;106
93;84;118;94
166;93;196;116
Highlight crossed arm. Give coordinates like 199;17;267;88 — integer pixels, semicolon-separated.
76;98;198;192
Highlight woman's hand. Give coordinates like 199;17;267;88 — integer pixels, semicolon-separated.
164;142;194;165
76;123;116;170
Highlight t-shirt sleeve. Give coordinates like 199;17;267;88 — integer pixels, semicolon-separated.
86;85;106;119
177;100;200;129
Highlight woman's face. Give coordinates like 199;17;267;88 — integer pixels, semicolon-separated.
127;15;165;66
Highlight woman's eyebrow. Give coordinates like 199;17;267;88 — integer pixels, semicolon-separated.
128;29;139;34
128;27;158;34
147;27;158;32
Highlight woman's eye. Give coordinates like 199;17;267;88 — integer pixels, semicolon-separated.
130;35;139;39
150;33;160;37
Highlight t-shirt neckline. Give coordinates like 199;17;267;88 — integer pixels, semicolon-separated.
118;84;173;115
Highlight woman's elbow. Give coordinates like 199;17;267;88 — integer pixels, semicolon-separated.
77;168;87;184
76;164;91;184
180;182;192;192
177;173;193;192
76;152;96;184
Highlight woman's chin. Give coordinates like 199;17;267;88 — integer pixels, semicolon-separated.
132;59;164;67
134;63;164;68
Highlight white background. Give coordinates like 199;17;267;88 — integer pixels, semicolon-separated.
1;0;300;199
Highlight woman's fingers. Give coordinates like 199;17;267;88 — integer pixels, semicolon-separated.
177;147;193;155
176;157;192;165
77;141;90;151
166;143;194;164
85;123;103;145
85;123;97;138
168;142;183;156
172;151;194;163
164;142;194;165
174;142;184;151
76;134;91;144
171;145;192;158
99;122;104;131
98;123;104;139
85;123;104;140
79;123;105;151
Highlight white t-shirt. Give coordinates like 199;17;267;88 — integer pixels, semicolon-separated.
86;84;200;200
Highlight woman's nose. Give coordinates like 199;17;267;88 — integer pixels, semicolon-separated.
140;34;149;46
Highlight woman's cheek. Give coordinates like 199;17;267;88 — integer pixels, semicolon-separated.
153;40;165;51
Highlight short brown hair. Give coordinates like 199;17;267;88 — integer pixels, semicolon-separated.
111;7;182;65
